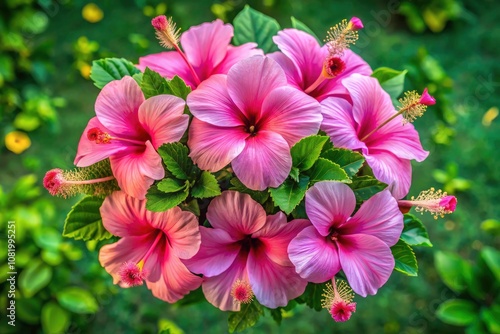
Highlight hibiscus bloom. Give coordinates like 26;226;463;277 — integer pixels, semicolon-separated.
98;191;202;303
138;19;263;89
185;191;309;311
187;55;322;190
268;28;372;102
74;76;189;199
288;181;403;297
321;74;428;199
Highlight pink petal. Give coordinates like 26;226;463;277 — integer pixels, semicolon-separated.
147;247;203;303
226;56;287;118
141;233;166;282
247;247;307;308
364;152;412;199
110;140;164;199
337;234;395;297
186;75;245;127
100;191;154;237
187;118;247;172
206;191;267;238
147;206;200;259
74;117;129;167
232;131;292;191
137;52;197;89
260;86;322;146
342;189;403;247
138;95;189;149
213;43;264;74
305;181;356;236
288;226;341;283
184;226;241;277
267;51;303;89
95;76;146;138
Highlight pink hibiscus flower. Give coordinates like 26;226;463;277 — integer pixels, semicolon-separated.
268;28;372;102
98;191;202;303
186;55;322;190
288;181;404;297
74;76;189;199
321;74;429;199
185;191;309;311
138;19;263;89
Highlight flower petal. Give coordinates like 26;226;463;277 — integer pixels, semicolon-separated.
137;52;197;88
337;234;395;297
141;234;166;283
365;152;412;199
288;226;341;283
213;43;263;74
138;95;189;149
231;131;292;191
267;51;303;89
305;181;356;236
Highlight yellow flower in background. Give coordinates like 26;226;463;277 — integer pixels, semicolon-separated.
79;63;92;79
5;131;31;154
82;3;103;23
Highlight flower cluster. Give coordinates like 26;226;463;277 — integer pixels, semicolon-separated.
44;8;456;329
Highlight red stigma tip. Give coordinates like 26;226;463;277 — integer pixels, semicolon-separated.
324;57;346;78
87;127;111;144
152;15;168;31
331;301;357;322
119;262;147;287
420;88;436;106
43;168;64;196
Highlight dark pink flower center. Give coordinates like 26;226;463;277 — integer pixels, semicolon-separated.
324;57;346;78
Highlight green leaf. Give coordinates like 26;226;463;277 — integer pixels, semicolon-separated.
481;219;500;236
90;58;141;89
18;259;52;298
140;67;169;98
166;76;192;101
391;239;418;276
158;143;195;180
481;305;500;334
291;135;329;172
191;171;221;199
228;301;264;333
157;178;187;193
57;287;99;314
270;308;283;325
307;158;350;184
63;196;112;241
436;299;479;326
269;176;309;214
401;213;433;247
146;182;189;212
42;301;70;334
435;251;469;292
291;17;320;43
349;175;388;202
371;67;408;101
321;148;365;178
16;298;42;324
233;5;280;53
301;282;329;311
229;177;269;204
481;246;500;282
289;167;300;183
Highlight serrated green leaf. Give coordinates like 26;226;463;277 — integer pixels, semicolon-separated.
158;143;195;180
321;148;365;178
233;5;280;53
57;287;99;314
436;299;479;326
307;157;350;184
18;259;52;298
166;76;191;100
291;135;329;172
349;175;388;201
191;171;221;199
157;178;187;193
228;301;264;333
302;282;328;311
63;196;112;241
435;251;469;292
391;239;418;276
229;177;269;204
42;301;70;334
371;67;407;102
269;176;309;214
90;58;141;89
289;167;300;182
141;67;169;98
291;16;320;43
146;182;189;212
401;213;433;247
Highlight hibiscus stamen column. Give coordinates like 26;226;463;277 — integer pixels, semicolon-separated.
231;279;254;305
304;17;363;94
398;187;457;219
151;15;201;86
321;279;357;322
87;127;146;146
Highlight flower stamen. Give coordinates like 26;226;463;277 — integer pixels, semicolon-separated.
398;187;457;219
231;279;254;305
321;279;356;322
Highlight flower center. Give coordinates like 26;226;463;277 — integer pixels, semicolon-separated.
231;279;254;305
323;56;346;78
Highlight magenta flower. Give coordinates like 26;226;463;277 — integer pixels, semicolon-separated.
74;76;189;199
321;74;429;199
98;191;202;303
185;191;309;311
187;55;322;190
138;19;263;89
288;181;404;297
268;28;372;102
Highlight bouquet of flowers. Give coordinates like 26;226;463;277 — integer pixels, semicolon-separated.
43;6;457;331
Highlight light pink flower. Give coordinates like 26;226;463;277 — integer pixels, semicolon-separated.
268;28;372;102
185;191;309;311
288;181;403;297
321;74;429;199
138;19;263;89
74;76;188;199
98;191;202;303
187;55;322;190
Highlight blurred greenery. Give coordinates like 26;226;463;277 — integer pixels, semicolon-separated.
0;0;499;333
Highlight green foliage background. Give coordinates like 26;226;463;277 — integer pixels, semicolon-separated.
0;0;499;333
